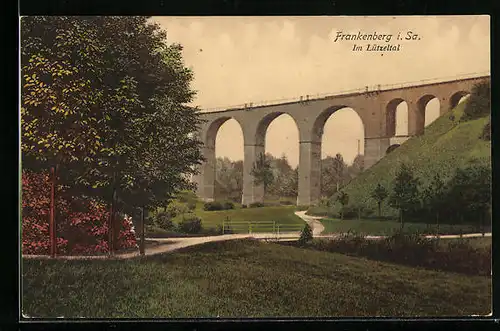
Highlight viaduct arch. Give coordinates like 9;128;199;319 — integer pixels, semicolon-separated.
193;75;489;206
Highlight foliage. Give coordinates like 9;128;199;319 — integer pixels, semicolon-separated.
251;153;274;193
371;183;388;218
177;215;203;234
154;212;175;231
309;234;491;276
442;162;491;226
336;191;349;220
21;16;204;218
22;170;137;255
249;202;265;208
202;201;234;211
462;81;490;121
389;163;420;226
222;201;235;210
480;118;491;141
298;224;313;245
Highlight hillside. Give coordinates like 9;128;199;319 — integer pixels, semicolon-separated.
317;101;491;218
22;240;491;317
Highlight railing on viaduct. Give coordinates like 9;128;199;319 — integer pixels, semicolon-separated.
202;71;490;113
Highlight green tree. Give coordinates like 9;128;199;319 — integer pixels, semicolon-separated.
251;152;274;196
462;81;490;121
389;163;420;229
371;183;388;218
336;191;349;220
421;173;446;235
445;162;491;230
21;16;204;253
298;223;313;245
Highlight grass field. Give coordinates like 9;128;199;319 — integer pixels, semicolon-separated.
22;239;491;318
171;205;306;233
319;218;489;236
309;101;491;218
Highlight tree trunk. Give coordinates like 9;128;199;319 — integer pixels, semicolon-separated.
377;202;381;219
399;209;404;230
436;211;440;239
49;165;57;258
140;206;145;256
109;172;116;256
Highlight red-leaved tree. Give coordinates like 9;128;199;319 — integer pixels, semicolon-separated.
22;170;137;255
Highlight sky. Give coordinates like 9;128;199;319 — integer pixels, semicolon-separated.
152;16;490;167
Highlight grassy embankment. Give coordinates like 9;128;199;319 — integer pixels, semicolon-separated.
308;100;491;221
319;218;487;236
22;239;491;318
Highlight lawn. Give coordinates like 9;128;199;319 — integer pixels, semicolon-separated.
22;239;491;318
173;205;306;233
319;218;488;236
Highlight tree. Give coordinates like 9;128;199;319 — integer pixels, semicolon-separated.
298;223;313;245
371;183;388;218
389;163;420;228
421;173;446;235
462;81;490;121
251;152;274;196
333;153;347;192
21;16;204;254
445;162;491;231
336;191;349;220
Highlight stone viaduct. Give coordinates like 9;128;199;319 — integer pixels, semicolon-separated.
193;74;490;206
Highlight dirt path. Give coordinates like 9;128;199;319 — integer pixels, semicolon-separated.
294;210;325;235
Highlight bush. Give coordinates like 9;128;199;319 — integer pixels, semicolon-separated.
222;201;235;210
298;224;313;245
295;205;309;211
249;202;265;208
186;201;197;211
480;119;491;141
203;201;224;211
340;205;359;219
177;215;203;234
279;200;294;206
307;232;490;276
154;212;175;230
22;170;137;255
167;201;189;217
241;204;247;209
462;81;490;121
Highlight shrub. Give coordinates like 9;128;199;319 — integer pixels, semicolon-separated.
177;190;198;203
340;205;359;219
167;201;189;217
186;201;197;211
178;215;203;234
249;202;265;208
295;205;309;211
203;201;224;211
154;212;175;230
480;119;491;141
222;201;235;210
22;170;137;255
241;204;247;209
279;200;294;206
298;224;313;245
462;81;490;121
